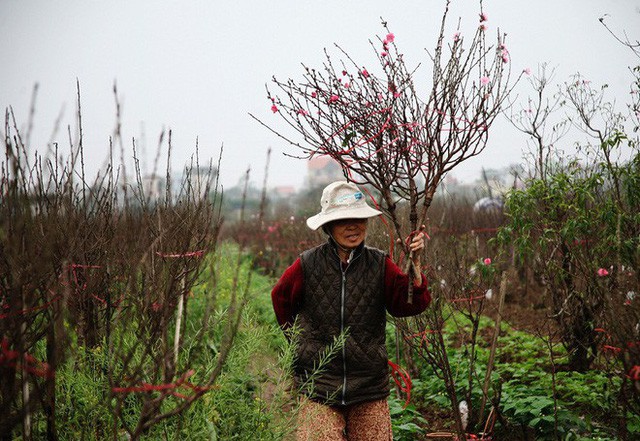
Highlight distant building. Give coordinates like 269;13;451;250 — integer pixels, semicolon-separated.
438;165;523;199
272;185;296;199
306;156;343;188
142;174;165;201
475;165;525;196
172;166;218;200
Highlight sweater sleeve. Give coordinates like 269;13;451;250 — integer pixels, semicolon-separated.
384;256;431;317
271;258;304;330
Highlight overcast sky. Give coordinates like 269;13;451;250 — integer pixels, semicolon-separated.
1;0;639;190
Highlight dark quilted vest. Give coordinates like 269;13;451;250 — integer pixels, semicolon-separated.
295;240;389;406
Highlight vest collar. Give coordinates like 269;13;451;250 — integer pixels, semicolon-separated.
327;236;365;262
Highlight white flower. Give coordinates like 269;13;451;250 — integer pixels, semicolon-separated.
469;266;477;276
440;279;447;289
459;400;469;430
627;291;637;301
485;289;493;300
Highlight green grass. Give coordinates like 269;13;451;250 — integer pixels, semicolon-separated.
27;243;294;440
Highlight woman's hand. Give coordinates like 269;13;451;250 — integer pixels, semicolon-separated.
409;226;427;285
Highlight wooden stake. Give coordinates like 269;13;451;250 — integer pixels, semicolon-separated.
479;271;507;424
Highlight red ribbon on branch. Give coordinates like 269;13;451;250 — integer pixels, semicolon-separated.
68;263;120;306
155;250;206;259
112;369;212;400
450;294;487;304
388;360;412;409
0;337;55;379
70;264;102;269
0;293;62;320
594;326;640;351
628;365;640;381
470;228;498;234
602;345;623;355
403;329;442;347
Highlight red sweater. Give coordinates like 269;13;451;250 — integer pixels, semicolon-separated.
271;256;431;329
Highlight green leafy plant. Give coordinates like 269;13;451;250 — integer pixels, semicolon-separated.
389;395;428;441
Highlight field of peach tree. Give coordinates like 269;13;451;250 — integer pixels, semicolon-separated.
1;114;638;440
2;2;639;439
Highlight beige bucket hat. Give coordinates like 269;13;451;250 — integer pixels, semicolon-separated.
306;181;382;230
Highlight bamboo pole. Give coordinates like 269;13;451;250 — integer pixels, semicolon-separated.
173;275;186;367
21;309;31;441
478;271;508;424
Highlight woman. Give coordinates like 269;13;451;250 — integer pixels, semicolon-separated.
272;180;431;441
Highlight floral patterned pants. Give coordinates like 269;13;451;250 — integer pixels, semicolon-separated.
296;397;393;441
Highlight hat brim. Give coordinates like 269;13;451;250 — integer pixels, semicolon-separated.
306;205;382;230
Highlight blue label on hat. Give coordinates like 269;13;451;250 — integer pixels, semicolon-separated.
335;191;363;204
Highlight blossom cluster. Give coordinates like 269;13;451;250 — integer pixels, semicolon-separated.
381;32;395;57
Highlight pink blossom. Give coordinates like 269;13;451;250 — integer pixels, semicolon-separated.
500;47;509;64
453;32;460;42
267;225;277;233
479;24;486;32
297;108;309;116
480;76;490;86
152;302;162;312
597;268;609;277
311;91;317;98
393;92;401;98
361;68;369;78
480;12;488;22
483;257;492;265
377;93;383;101
344;82;350;88
271;104;278;113
329;94;339;103
342;70;348;76
385;32;395;43
523;67;531;75
381;51;388;57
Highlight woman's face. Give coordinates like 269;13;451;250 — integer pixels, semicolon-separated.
328;218;368;250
